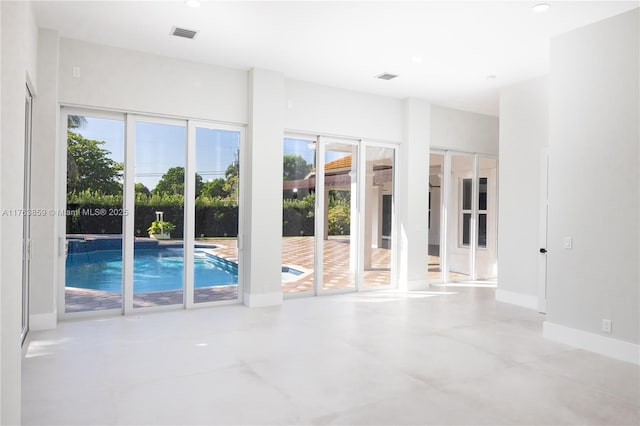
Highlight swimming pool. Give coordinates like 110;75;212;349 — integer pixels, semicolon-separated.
66;247;305;292
66;248;238;293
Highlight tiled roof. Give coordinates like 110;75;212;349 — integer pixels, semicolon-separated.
324;155;351;171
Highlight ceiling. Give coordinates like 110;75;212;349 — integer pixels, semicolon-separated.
32;1;639;117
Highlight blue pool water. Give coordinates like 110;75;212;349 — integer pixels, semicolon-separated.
66;248;237;293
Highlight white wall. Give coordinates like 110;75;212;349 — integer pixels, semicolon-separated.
59;38;247;124
546;8;639;361
284;79;403;142
430;105;499;155
497;77;548;306
25;1;38;93
30;29;60;330
0;1;39;423
0;3;3;423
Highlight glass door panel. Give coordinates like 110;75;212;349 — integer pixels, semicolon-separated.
321;141;357;291
22;87;33;341
193;127;241;304
65;114;125;313
447;154;473;281
428;152;444;282
475;156;498;279
362;145;395;288
282;137;316;294
133;121;186;308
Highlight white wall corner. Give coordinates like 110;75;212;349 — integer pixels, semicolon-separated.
29;311;57;331
243;291;283;308
543;321;640;365
495;289;539;310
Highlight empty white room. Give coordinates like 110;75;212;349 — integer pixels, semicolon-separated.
1;1;638;425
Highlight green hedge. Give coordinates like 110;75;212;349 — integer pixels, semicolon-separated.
66;191;349;237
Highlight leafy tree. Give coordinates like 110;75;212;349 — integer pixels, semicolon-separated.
328;202;350;235
221;162;239;199
329;190;350;207
201;178;227;198
283;154;311;181
67;131;123;195
153;167;203;197
135;182;151;197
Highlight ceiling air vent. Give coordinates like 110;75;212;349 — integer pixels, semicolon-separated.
170;26;199;40
375;72;399;80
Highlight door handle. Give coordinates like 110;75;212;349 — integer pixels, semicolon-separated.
539;248;547;254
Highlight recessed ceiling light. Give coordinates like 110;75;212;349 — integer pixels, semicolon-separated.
486;74;497;80
411;56;423;63
185;0;201;8
532;3;550;13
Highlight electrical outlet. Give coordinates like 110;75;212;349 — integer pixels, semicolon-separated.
72;66;81;78
602;319;612;334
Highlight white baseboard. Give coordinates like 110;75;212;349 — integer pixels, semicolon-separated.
243;291;283;308
544;321;640;365
30;311;57;330
495;289;538;310
406;280;430;291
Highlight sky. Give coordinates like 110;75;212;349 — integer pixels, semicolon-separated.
75;117;345;190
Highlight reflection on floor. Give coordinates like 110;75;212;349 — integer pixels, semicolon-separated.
24;287;640;425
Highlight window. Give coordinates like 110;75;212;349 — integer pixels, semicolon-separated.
461;178;472;247
460;177;487;248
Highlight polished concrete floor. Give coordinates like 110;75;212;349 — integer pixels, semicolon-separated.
23;287;639;425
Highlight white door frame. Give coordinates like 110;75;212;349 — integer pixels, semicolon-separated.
538;148;549;313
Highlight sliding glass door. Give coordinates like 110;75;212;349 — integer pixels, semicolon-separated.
64;112;125;313
281;135;398;296
318;138;359;293
428;152;445;282
62;109;244;316
281;136;316;295
191;124;242;305
133;119;186;309
362;145;395;289
22;86;33;342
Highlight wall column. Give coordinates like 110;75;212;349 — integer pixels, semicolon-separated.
29;29;59;330
243;68;284;307
398;98;431;290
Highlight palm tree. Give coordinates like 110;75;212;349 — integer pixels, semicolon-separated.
67;115;87;129
66;115;87;182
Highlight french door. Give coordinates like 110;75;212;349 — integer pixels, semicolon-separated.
282;136;397;296
428;150;498;283
61;109;244;317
